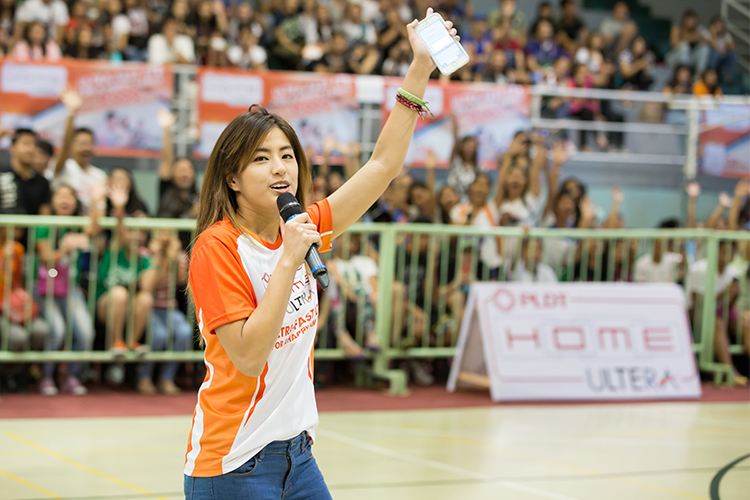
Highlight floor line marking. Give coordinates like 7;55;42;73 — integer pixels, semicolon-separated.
4;432;169;500
0;467;61;498
318;429;582;500
327;422;709;500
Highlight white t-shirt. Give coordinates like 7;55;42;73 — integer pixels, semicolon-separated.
451;203;503;269
227;44;268;68
685;259;740;309
333;255;378;295
513;263;558;283
52;158;107;214
498;192;542;227
185;201;333;477
634;252;683;284
15;0;69;39
111;14;131;40
147;33;195;64
341;20;377;45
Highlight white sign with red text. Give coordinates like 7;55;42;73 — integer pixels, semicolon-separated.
447;283;701;401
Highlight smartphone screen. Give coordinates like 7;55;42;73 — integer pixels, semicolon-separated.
418;20;464;69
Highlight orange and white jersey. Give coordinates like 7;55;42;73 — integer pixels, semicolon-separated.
185;200;333;477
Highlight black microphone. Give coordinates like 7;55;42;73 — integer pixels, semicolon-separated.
276;193;329;289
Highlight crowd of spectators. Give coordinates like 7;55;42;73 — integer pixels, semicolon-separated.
0;0;747;392
1;83;749;391
0;0;740;92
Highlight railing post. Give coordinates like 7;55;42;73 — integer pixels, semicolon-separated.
372;225;407;395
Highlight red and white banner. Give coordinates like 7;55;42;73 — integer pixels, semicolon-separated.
382;80;530;170
699;103;750;178
196;68;360;159
0;60;173;158
448;283;701;401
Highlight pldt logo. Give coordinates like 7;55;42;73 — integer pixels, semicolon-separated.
586;367;679;393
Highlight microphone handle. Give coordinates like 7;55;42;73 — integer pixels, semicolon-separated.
305;244;329;289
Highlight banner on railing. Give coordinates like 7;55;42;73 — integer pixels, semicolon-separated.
0;60;173;158
382;80;530;170
448;283;701;401
196;68;360;159
699;103;750;178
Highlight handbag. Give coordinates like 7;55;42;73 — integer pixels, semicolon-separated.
2;288;41;324
37;264;70;298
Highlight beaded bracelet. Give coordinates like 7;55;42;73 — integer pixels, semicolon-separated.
396;87;435;120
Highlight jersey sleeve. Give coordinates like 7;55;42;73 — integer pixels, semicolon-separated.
190;240;257;334
306;199;333;253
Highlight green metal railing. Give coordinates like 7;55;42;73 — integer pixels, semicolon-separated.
1;216;747;393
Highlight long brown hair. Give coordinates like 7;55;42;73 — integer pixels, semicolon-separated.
195;105;310;238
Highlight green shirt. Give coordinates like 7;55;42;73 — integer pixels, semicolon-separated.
96;248;152;300
33;226;86;284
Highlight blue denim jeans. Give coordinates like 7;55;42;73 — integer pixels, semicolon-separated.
137;309;191;382
184;432;331;500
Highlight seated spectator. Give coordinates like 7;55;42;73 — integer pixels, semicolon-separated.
686;241;746;385
147;16;195;64
12;21;62;61
664;64;693;96
377;8;407;60
35;184;101;396
167;0;193;38
53;90;108;214
33;139;54;177
495;134;546;227
667;10;710;74
575;32;605;74
599;0;637;57
63;24;104;59
555;0;587;54
567;63;606;150
476;49;528;84
488;0;527;49
450;174;502;278
105;168;149;217
228;1;264;45
63;0;91;43
100;0;130;57
0;128;51;217
13;0;69;46
0;0;15;55
513;238;558;283
541;56;572;121
446;115;479;203
437;185;460;224
0;220;48;353
526;19;566;81
95;180;155;358
301;3;333;66
634;219;685;283
122;0;150;61
191;0;227;62
341;2;376;47
381;37;411;77
138;227;191;395
702;16;737;86
462;16;493;68
693;69;723;97
227;24;267;69
529;1;553;37
619;35;654;90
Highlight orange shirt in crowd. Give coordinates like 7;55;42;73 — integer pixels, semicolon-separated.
693;81;723;96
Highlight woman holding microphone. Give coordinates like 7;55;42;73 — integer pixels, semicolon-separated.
184;8;459;499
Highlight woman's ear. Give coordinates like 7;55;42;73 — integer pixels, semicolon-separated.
227;174;240;193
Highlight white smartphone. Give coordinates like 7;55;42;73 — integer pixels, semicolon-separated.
415;12;470;75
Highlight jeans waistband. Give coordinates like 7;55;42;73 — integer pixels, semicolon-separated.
262;432;309;455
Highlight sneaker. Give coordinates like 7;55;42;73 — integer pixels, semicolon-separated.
409;360;434;387
112;341;128;358
39;378;58;396
62;376;88;396
137;377;157;395
158;380;181;396
130;342;150;358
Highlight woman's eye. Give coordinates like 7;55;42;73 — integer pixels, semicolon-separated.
253;156;267;162
283;154;294;160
